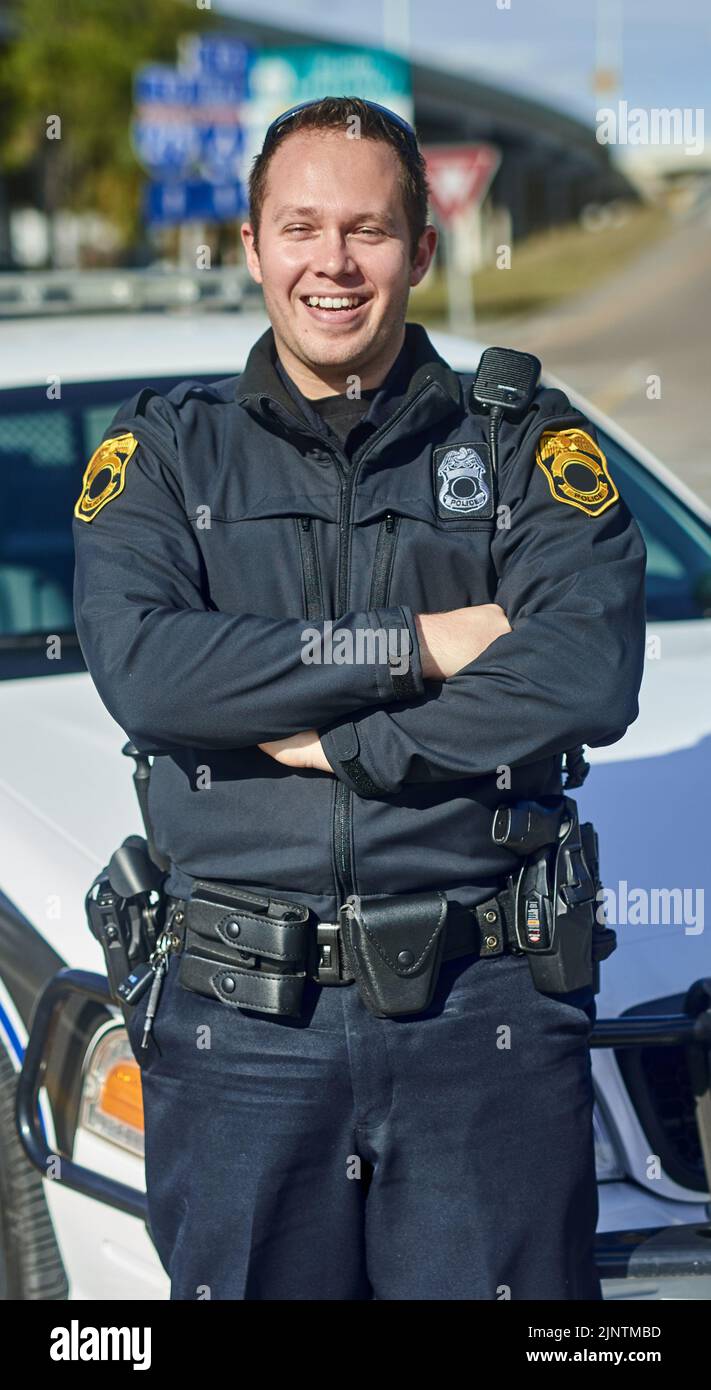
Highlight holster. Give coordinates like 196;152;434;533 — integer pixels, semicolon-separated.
85;834;166;1003
177;879;311;1017
509;796;617;995
582;820;618;994
339;890;449;1018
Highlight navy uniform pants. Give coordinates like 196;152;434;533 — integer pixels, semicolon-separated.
127;945;601;1301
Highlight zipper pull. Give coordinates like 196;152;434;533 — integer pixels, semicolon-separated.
385;512;395;532
300;516;311;531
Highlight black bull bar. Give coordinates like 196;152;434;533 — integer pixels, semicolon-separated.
14;967;711;1286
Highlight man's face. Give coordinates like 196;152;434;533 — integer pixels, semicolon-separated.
241;128;436;389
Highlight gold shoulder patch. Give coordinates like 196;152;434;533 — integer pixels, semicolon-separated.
74;432;138;523
534;428;618;517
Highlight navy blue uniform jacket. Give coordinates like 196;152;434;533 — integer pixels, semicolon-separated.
72;322;647;920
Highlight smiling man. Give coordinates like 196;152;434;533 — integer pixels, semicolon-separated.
241;102;511;773
242;115;429;389
73;96;647;1301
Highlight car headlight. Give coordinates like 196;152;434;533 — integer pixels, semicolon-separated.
78;1024;144;1158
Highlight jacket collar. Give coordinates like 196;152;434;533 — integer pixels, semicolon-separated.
235;321;465;450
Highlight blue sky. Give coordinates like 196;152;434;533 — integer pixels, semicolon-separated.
217;0;710;130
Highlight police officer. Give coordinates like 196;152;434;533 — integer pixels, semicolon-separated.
72;96;647;1301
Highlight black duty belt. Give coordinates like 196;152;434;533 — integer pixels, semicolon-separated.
164;879;524;1020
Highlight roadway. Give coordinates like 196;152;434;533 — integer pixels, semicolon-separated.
482;197;711;507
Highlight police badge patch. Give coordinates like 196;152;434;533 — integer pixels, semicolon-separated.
534;428;618;517
74;433;139;523
432;442;495;523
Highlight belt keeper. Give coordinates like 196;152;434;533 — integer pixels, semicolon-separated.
475;898;505;957
316;923;344;984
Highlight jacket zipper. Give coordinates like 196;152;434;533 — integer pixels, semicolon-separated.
332;510;401;904
295;516;324;621
367;510;399;607
264;383;436;909
295;509;354;908
330;381;437;908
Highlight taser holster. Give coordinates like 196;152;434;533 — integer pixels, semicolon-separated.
499;796;617;994
339;890;449;1018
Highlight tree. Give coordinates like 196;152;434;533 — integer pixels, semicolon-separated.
0;0;213;259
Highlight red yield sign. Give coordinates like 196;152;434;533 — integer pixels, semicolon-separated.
423;144;500;224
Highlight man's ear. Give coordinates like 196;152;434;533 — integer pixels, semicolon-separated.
240;221;263;284
410;224;438;289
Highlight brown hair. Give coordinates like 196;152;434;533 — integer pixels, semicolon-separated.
246;95;430;264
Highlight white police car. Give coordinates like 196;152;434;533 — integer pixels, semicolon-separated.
1;301;711;1300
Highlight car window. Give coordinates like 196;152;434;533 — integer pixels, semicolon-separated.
597;431;711;622
1;388;709;680
0;376;226;679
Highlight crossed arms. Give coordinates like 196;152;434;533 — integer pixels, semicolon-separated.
73;393;647;794
258;605;511;773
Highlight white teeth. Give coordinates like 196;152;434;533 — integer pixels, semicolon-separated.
305;295;362;309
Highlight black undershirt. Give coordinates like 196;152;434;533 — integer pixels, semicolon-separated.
273;329;416;462
306;387;379;458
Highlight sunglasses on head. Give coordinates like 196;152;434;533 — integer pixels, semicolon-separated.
261;97;420;159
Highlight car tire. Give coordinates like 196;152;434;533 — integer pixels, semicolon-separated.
0;1038;68;1299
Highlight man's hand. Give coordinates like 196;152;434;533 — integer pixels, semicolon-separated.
415;604;512;681
258;730;334;772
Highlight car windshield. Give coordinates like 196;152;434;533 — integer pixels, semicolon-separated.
0;376;225;678
0;379;710;679
597;430;711;622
